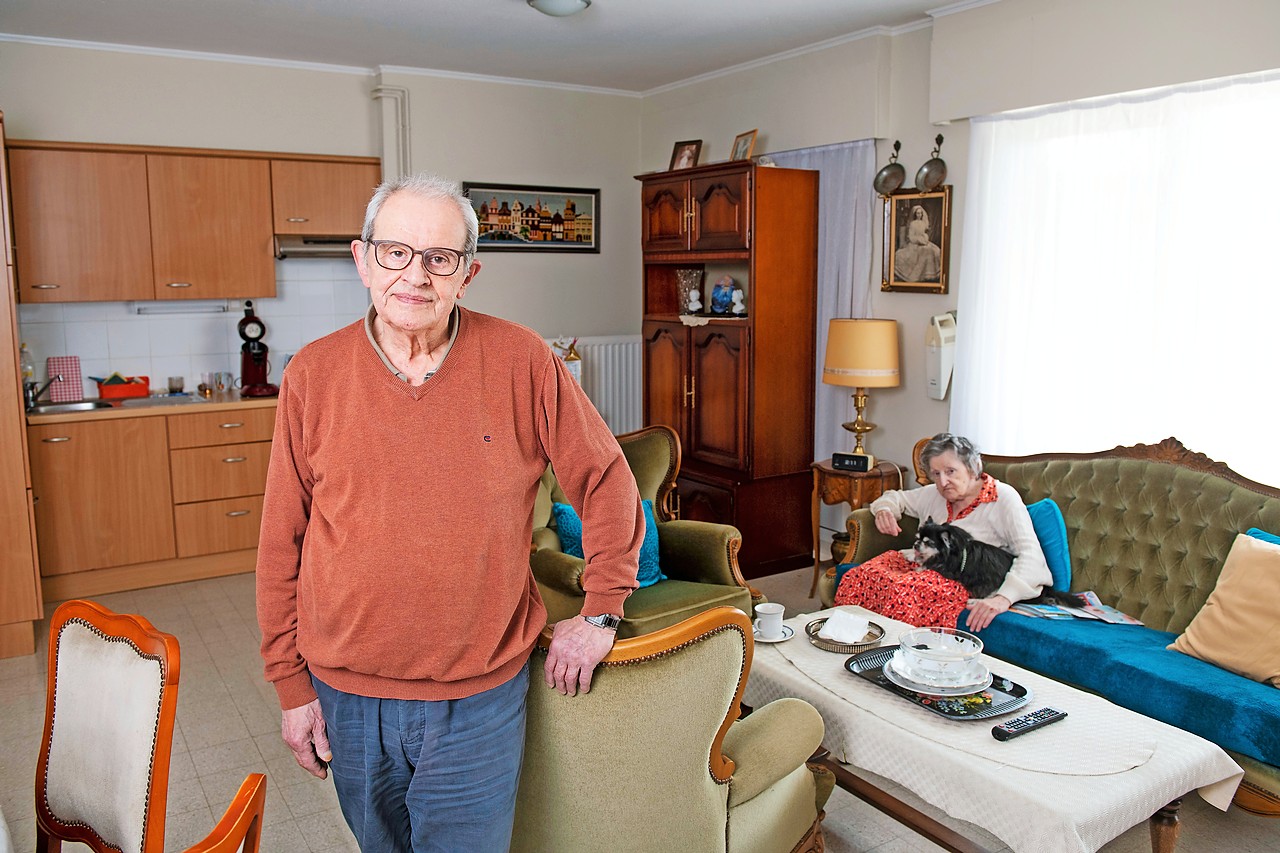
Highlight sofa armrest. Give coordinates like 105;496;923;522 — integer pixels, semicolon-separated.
722;698;825;807
530;546;586;597
657;520;745;588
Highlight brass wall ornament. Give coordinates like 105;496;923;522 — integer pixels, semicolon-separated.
873;140;906;197
915;134;947;193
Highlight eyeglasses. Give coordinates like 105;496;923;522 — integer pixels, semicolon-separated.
367;240;470;276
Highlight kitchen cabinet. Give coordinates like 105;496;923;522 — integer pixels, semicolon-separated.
640;167;750;253
0;110;43;658
167;407;274;559
9;148;155;302
271;159;382;235
29;417;176;575
148;154;275;299
636;161;818;576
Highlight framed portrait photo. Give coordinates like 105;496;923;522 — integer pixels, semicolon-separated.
462;182;600;253
882;186;952;293
669;139;702;171
731;129;758;161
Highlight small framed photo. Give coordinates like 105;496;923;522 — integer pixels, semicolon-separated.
731;129;758;161
882;186;952;294
462;182;600;253
669;139;702;171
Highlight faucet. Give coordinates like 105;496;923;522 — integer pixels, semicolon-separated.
23;374;63;410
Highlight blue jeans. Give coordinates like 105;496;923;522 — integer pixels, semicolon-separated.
312;661;529;853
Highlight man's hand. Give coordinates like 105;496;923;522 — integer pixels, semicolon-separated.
281;698;332;779
874;510;901;536
964;594;1011;632
545;615;616;696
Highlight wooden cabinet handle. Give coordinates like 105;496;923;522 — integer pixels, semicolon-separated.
165;281;193;288
226;510;251;517
41;436;71;443
222;456;247;463
33;283;61;290
286;216;308;222
218;422;244;429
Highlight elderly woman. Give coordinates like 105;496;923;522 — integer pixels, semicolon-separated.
834;433;1051;632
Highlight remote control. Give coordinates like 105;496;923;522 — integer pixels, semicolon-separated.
991;707;1068;741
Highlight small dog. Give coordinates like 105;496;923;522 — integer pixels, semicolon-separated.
912;518;1078;605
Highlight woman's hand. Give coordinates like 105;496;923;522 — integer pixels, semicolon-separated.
874;510;901;536
964;594;1011;632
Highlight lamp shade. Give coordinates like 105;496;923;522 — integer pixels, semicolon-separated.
823;319;900;389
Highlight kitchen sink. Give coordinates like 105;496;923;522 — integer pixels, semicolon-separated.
119;395;210;407
26;400;117;415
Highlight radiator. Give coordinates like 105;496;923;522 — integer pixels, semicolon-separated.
552;335;642;435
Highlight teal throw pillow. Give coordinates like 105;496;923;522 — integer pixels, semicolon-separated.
1246;527;1280;547
1026;498;1071;591
550;499;666;588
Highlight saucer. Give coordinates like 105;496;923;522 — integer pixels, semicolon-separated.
888;649;989;689
883;657;993;697
754;625;795;644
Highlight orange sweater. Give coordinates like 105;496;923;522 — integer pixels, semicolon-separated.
257;308;642;710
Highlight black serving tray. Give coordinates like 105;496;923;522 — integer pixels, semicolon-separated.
845;645;1031;721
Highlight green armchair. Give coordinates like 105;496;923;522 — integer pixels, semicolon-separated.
512;607;833;853
531;424;763;637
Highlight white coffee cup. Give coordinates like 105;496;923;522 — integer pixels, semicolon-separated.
753;602;786;640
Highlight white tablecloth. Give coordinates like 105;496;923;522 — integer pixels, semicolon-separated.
743;607;1244;853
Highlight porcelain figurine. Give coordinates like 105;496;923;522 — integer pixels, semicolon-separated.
731;288;747;315
710;275;735;314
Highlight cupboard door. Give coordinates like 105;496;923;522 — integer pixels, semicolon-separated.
688;324;749;469
29;419;175;575
690;170;750;251
271;160;381;236
640;178;689;252
9;149;154;302
677;473;734;526
642;320;687;438
148;155;275;299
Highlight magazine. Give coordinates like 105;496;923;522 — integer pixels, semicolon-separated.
1009;591;1143;625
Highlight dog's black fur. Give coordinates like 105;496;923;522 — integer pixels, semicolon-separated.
912;518;1078;605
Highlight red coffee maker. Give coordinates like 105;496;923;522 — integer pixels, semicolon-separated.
238;301;279;398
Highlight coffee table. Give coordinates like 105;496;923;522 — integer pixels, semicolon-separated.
743;606;1244;853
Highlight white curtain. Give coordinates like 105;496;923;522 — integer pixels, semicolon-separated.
770;139;877;470
952;70;1280;486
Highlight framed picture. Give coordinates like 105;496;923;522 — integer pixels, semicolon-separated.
731;129;758;161
669;139;702;171
462;182;600;253
882;186;952;293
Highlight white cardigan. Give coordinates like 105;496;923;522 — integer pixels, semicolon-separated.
869;479;1052;604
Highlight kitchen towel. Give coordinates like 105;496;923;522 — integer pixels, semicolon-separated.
45;356;83;403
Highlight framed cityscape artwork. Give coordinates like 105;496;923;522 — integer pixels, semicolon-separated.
462;182;600;253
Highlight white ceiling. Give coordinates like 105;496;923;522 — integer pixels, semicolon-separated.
0;0;947;93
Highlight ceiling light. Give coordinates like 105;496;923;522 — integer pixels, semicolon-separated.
528;0;591;17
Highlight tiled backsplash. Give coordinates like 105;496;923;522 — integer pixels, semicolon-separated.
17;259;368;399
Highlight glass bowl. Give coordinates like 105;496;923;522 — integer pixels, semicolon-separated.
897;627;984;686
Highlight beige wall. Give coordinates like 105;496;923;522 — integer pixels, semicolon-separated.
379;71;642;337
931;0;1280;122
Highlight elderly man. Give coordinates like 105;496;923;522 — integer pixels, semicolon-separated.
257;172;643;852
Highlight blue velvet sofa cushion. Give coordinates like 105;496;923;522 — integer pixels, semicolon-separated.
970;610;1280;766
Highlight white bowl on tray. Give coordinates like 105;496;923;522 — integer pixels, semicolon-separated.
896;627;985;687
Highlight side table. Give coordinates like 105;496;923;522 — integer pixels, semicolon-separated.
809;458;906;596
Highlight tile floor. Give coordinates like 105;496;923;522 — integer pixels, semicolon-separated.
0;568;1275;852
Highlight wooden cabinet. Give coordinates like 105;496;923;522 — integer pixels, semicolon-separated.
9;148;155;302
637;161;818;576
271;159;382;235
641;167;750;253
167;408;273;559
148;154;275;299
29;418;176;575
7;140;380;303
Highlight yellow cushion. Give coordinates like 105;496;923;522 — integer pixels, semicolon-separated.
1168;533;1280;687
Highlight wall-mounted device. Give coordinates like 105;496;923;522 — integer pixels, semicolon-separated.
926;312;956;401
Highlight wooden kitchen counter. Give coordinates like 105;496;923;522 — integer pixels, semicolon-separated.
26;392;276;425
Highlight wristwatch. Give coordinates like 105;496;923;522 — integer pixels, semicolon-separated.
583;613;621;632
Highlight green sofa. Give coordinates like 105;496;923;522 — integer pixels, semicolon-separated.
532;425;763;638
819;437;1280;816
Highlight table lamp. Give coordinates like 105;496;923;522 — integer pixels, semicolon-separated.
822;318;900;468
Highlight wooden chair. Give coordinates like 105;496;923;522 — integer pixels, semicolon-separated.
513;606;833;853
35;599;266;853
